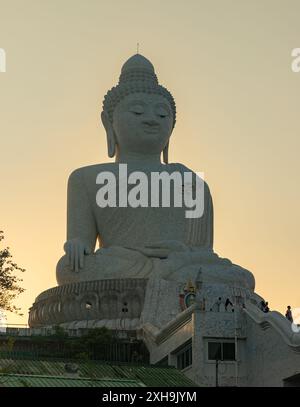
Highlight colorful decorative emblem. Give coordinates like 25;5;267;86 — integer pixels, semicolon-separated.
179;279;197;311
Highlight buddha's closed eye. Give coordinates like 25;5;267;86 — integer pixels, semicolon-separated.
155;106;169;118
129;104;144;115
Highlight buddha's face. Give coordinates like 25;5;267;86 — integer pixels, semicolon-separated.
112;93;173;156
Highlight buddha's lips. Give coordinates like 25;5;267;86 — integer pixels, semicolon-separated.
142;125;160;134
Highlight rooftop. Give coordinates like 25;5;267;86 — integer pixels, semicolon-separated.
0;358;197;387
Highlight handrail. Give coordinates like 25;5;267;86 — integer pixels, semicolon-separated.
243;302;300;348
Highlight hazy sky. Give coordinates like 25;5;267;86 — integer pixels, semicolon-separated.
0;0;299;324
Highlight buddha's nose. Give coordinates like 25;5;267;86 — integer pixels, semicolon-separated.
142;119;160;127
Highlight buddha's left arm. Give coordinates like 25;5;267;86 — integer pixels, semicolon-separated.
197;181;214;249
205;183;214;248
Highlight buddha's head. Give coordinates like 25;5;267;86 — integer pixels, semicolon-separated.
101;54;176;163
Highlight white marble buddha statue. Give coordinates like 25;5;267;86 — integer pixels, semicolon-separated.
56;54;254;296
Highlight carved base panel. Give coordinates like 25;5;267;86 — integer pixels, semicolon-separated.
28;278;148;329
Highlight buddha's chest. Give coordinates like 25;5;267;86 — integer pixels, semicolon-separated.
94;205;188;247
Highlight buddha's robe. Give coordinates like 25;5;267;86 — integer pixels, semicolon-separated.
56;162;254;291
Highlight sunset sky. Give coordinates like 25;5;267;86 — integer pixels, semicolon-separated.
0;0;299;325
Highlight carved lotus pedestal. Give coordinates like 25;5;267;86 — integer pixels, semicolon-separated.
28;278;147;332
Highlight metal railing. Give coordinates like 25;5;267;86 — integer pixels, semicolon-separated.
0;341;150;364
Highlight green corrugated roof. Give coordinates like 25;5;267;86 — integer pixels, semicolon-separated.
0;374;144;387
0;359;196;387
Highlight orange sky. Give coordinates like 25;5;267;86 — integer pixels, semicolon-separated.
0;0;299;325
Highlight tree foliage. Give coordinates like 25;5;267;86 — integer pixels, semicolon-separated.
29;327;116;360
0;231;25;314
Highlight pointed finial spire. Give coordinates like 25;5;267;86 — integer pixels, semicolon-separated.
137;42;140;54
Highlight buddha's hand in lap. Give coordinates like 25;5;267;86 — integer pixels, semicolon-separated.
63;238;92;273
129;240;189;258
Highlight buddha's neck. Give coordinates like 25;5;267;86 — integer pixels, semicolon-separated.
116;151;163;166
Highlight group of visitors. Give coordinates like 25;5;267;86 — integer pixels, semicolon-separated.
259;301;294;323
212;297;294;322
213;297;234;312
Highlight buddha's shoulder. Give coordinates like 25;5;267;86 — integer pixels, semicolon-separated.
168;162;211;190
68;163;119;182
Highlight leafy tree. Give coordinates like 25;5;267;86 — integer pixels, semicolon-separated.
0;337;15;352
68;327;114;359
0;231;25;314
82;327;113;346
52;325;68;339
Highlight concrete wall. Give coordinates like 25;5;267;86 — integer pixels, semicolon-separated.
192;308;247;386
245;313;300;386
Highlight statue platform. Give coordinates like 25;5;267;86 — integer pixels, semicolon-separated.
29;278;147;331
29;260;255;332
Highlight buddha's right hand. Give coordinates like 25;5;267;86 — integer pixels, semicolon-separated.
63;238;92;273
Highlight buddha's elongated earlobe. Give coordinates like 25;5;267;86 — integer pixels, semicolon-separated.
107;134;116;158
163;141;169;164
101;111;116;158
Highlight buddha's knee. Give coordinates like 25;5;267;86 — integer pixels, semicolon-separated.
56;253;107;285
56;255;83;285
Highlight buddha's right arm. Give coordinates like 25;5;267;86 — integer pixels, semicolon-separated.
64;169;98;272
